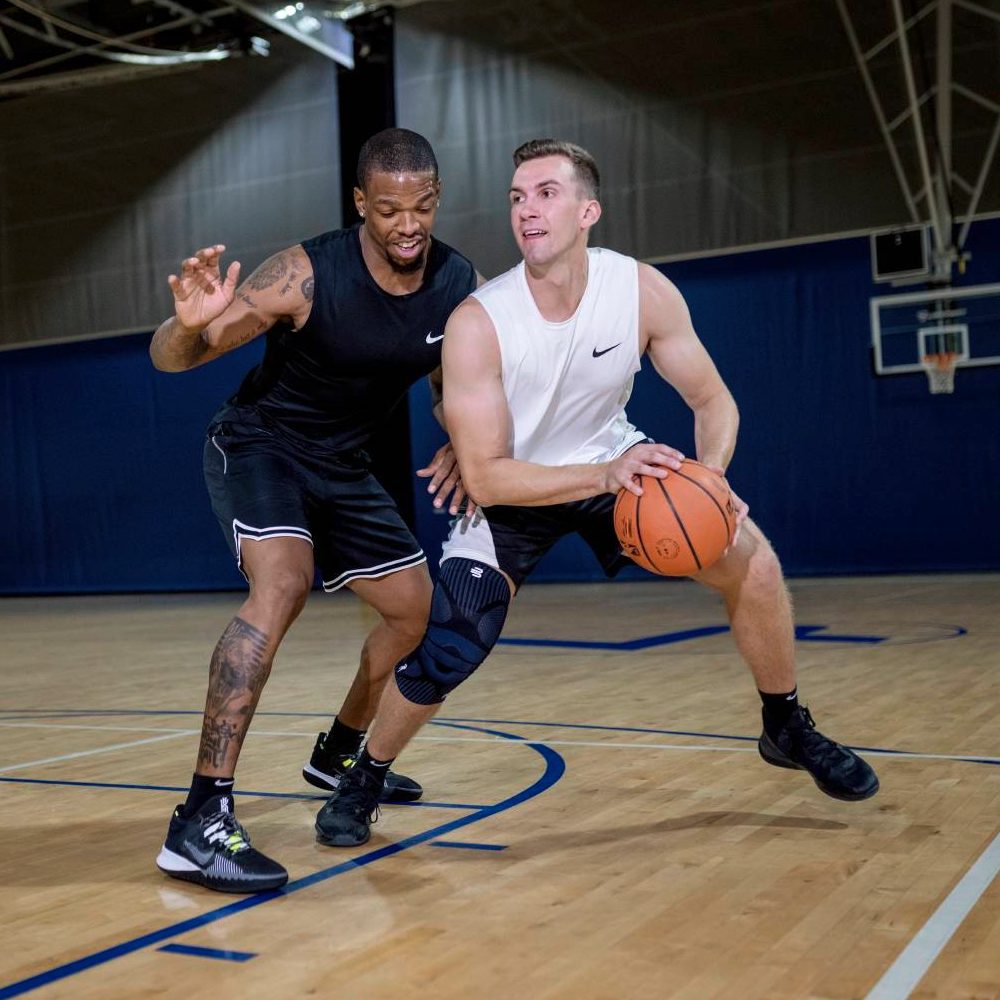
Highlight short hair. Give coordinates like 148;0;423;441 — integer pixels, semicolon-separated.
512;139;600;200
356;128;438;189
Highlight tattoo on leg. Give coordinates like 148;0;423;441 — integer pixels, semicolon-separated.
198;617;270;770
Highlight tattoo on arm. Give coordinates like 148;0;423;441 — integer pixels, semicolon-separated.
246;252;289;291
236;290;256;308
198;617;271;770
301;276;314;301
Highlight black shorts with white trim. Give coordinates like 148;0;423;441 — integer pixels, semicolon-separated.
204;405;424;591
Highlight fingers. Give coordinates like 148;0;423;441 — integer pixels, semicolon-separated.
731;492;750;524
431;465;461;509
633;443;685;470
222;260;241;294
173;245;227;290
418;444;456;495
416;443;450;476
443;481;467;516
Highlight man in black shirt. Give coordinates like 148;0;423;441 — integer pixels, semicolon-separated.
149;128;477;893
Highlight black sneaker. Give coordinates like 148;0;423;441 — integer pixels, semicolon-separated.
315;766;382;847
302;733;423;803
156;795;288;893
758;705;879;802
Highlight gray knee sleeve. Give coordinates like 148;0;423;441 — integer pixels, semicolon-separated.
395;558;511;705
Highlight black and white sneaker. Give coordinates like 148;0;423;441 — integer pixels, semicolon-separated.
758;705;880;802
156;795;288;893
315;766;382;847
302;733;423;803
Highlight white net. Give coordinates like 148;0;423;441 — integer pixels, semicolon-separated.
921;353;957;394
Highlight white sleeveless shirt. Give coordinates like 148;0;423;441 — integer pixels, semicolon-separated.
470;247;646;467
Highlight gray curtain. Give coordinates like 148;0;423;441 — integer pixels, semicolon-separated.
0;37;340;348
395;0;999;279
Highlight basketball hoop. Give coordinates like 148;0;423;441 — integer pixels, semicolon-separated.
921;352;957;394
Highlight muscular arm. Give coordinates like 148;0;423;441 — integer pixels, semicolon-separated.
426;270;488;429
638;263;739;471
444;299;677;506
150;246;315;372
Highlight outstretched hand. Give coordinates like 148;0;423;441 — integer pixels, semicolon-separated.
603;442;685;496
167;244;241;332
416;442;477;518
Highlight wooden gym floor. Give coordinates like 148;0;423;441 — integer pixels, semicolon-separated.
1;574;999;1000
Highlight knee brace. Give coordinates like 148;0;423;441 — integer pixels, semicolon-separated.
395;558;511;705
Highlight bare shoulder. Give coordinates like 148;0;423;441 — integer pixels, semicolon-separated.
446;295;496;337
638;261;685;305
443;296;500;374
638;262;692;343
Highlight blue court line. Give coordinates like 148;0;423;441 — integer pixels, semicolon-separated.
156;944;256;963
3;711;997;770
0;723;565;1000
495;623;967;651
499;625;731;650
430;841;507;852
439;717;1000;769
445;716;761;743
0;776;486;809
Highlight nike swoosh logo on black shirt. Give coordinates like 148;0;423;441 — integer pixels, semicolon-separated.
592;343;621;357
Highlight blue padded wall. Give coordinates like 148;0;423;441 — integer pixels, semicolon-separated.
3;221;998;593
410;220;1000;581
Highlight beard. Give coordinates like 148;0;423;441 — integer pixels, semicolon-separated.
387;246;428;274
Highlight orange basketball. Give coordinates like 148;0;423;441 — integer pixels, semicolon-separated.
613;459;737;576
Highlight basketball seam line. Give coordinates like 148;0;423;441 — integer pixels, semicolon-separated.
671;466;733;544
632;492;658;571
656;477;702;572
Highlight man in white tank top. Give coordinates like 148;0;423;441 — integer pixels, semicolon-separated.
314;140;878;848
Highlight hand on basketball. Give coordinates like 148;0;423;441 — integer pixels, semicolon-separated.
167;245;241;332
605;443;685;496
703;464;749;545
417;442;477;518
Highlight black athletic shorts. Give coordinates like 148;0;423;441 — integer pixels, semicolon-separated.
203;405;425;591
440;494;628;589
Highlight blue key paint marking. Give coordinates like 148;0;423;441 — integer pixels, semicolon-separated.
431;841;507;851
157;944;256;963
0;724;564;1000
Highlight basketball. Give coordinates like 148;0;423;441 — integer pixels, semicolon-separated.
613;459;737;576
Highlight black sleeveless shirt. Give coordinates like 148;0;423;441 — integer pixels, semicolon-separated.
228;226;476;452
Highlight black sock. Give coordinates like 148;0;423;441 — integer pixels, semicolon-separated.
182;773;234;817
759;688;799;740
325;717;367;756
353;746;394;791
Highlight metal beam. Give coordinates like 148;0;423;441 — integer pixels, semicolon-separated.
836;0;920;223
228;0;353;68
0;6;236;82
957;109;1000;247
890;0;947;257
935;0;955;254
